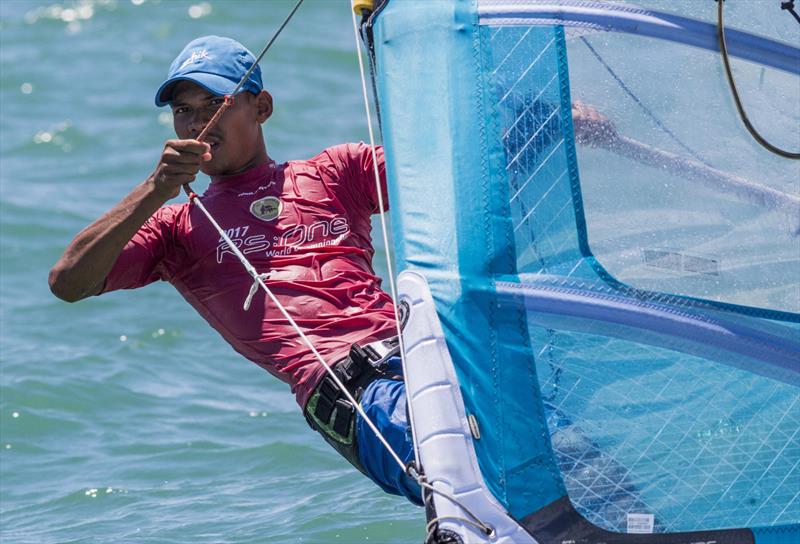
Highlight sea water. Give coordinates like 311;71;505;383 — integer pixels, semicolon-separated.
0;1;420;542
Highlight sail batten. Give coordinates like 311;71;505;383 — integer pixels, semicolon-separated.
478;0;800;75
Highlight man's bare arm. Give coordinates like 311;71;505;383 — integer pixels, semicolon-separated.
49;139;211;302
571;101;619;147
570;101;799;233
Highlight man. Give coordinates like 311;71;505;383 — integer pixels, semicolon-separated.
49;36;421;504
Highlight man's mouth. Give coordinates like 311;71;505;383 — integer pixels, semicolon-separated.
204;135;222;151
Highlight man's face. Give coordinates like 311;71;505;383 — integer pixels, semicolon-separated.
170;81;271;176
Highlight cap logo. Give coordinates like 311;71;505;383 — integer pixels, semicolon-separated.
180;49;211;70
250;196;282;222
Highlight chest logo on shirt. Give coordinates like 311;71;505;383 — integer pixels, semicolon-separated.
249;196;282;222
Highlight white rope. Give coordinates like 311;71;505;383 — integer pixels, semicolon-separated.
426;517;495;543
244;273;270;310
420;480;495;538
349;11;496;539
187;195;407;472
349;1;422;467
168;0;413;480
180;5;495;537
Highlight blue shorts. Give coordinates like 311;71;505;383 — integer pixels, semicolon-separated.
355;356;423;506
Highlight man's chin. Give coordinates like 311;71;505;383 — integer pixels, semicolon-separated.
201;161;226;177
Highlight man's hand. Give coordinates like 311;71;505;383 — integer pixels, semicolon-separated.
49;139;210;302
572;101;618;148
149;139;212;199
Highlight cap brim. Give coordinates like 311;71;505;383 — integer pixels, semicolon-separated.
154;72;238;107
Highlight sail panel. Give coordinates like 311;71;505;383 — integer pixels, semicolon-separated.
374;0;566;520
371;0;799;540
485;4;800;316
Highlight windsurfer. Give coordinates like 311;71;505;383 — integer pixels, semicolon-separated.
49;35;421;505
49;35;620;508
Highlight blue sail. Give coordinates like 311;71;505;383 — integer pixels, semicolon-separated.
366;0;799;542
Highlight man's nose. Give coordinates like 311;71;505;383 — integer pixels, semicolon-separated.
188;109;212;135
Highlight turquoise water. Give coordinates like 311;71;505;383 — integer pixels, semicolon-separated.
3;0;799;542
0;1;421;542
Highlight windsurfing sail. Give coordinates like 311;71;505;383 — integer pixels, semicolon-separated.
362;0;800;542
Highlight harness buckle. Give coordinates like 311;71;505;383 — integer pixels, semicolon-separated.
332;398;354;436
313;377;339;423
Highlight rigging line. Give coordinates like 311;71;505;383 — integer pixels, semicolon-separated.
349;9;496;538
190;186;408;472
579;36;713;167
419;480;495;537
230;0;305;98
716;0;800;159
173;0;410;475
426;517;494;542
350;7;422;467
185;0;306;196
357;14;383;131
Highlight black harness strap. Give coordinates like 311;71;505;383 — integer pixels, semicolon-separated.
305;300;410;473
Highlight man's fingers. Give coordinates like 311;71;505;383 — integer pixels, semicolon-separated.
151;139;208;197
588;109;604;123
162;163;203;176
572;101;613;129
162;139;212;166
166;138;211;153
165;139;211;156
162;149;205;166
158;169;196;185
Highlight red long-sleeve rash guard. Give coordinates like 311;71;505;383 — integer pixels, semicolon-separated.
102;143;396;407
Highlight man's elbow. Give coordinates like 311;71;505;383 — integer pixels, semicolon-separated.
48;266;88;302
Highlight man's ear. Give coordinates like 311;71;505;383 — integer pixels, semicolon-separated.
255;90;273;123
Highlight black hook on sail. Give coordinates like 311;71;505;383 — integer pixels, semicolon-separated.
352;0;388;134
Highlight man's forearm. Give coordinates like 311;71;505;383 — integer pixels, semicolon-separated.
48;177;170;302
50;138;210;302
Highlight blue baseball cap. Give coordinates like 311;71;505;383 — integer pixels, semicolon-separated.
155;35;263;107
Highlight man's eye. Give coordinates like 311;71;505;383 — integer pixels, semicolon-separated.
174;107;190;115
209;98;225;106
